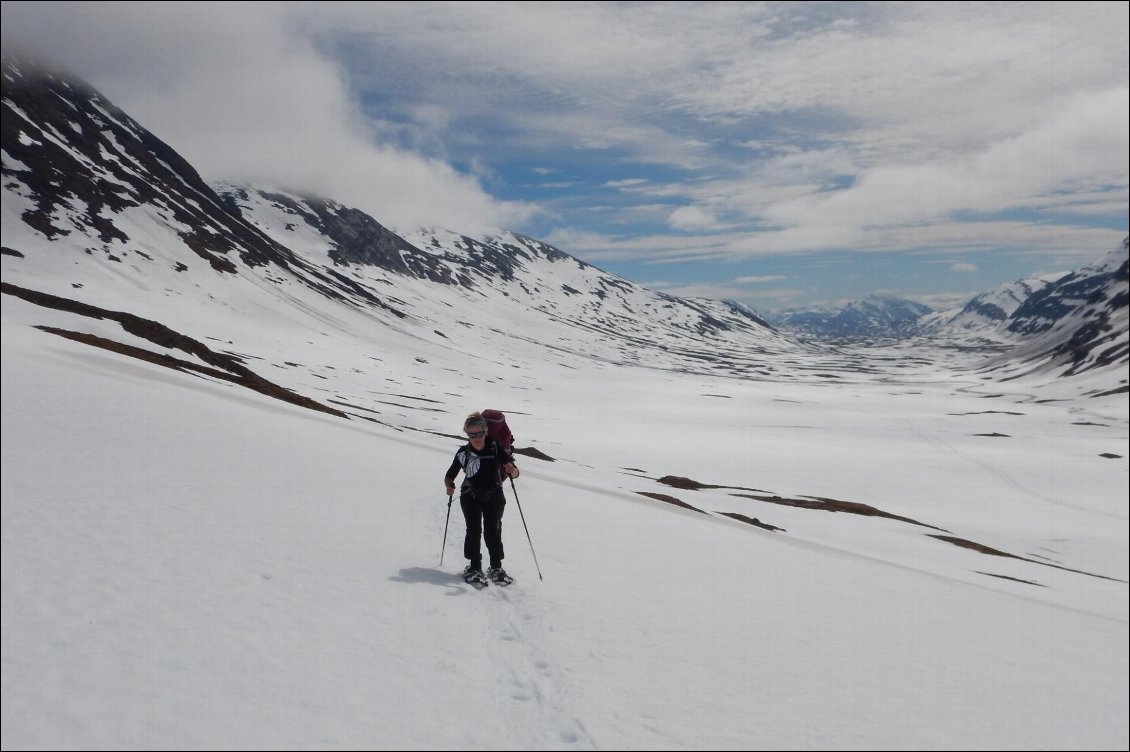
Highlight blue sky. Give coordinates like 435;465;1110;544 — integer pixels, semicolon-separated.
2;1;1127;311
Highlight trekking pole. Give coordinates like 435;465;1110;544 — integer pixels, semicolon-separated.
440;495;453;566
509;477;543;580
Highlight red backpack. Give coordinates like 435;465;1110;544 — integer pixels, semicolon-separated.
482;409;514;454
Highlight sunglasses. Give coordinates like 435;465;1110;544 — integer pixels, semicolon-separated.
466;430;487;439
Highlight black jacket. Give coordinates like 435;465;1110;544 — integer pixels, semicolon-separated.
445;438;514;496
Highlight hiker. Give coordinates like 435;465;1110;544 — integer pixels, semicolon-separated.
444;411;519;585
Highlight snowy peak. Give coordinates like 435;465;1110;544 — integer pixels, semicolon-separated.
220;183;804;363
216;185;588;292
2;54;813;382
216;185;461;285
984;237;1129;377
959;276;1060;324
1;53;298;274
769;295;933;341
1007;239;1128;337
917;275;1061;337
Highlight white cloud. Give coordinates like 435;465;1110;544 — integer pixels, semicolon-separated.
0;1;535;234
2;1;1125;260
950;263;978;273
761;88;1129;235
734;275;787;284
667;205;718;231
605;178;648;189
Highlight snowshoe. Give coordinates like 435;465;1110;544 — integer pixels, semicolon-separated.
462;565;488;589
487;567;514;586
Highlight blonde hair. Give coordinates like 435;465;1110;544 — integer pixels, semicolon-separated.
463;412;487;432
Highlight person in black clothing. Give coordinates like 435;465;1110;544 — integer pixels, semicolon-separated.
444;412;519;583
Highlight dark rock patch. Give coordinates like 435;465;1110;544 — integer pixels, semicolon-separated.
657;475;770;493
513;446;555;462
636;492;707;514
4;281;346;419
929;534;1125;582
976;572;1045;587
735;493;949;531
37;326;346;418
658;475;715;490
717;512;785;532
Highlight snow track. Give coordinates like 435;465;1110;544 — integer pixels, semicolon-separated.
475;584;596;750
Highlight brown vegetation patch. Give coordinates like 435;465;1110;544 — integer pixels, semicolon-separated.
636;492;707;514
717;512;785;532
657;475;770;493
343;412;397;429
929;535;1126;582
649;468;1126;584
328;399;381;415
734;493;949;531
4;282;346;419
976;572;1045;587
929;534;1019;558
513;446;555;462
658;475;715;490
38;326;346;418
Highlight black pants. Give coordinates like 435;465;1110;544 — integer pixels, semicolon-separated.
461;485;506;569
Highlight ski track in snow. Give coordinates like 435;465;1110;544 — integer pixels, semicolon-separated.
478;583;597;750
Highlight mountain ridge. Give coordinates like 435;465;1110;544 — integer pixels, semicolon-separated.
2;52;1126;390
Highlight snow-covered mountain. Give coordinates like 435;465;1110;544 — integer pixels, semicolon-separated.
1;52;818;391
4;51;1126;391
3;52;1128;752
918;275;1060;336
766;246;1128;385
215;184;800;376
907;240;1129;384
767;295;934;341
981;238;1129;378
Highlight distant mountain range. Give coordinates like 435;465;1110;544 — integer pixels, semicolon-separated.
983;239;1129;378
917;276;1061;338
2;52;1126;391
766;245;1128;378
765;296;934;341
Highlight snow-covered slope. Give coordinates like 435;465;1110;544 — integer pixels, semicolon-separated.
919;274;1060;336
2;50;1128;752
985;238;1130;377
218;184;810;379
